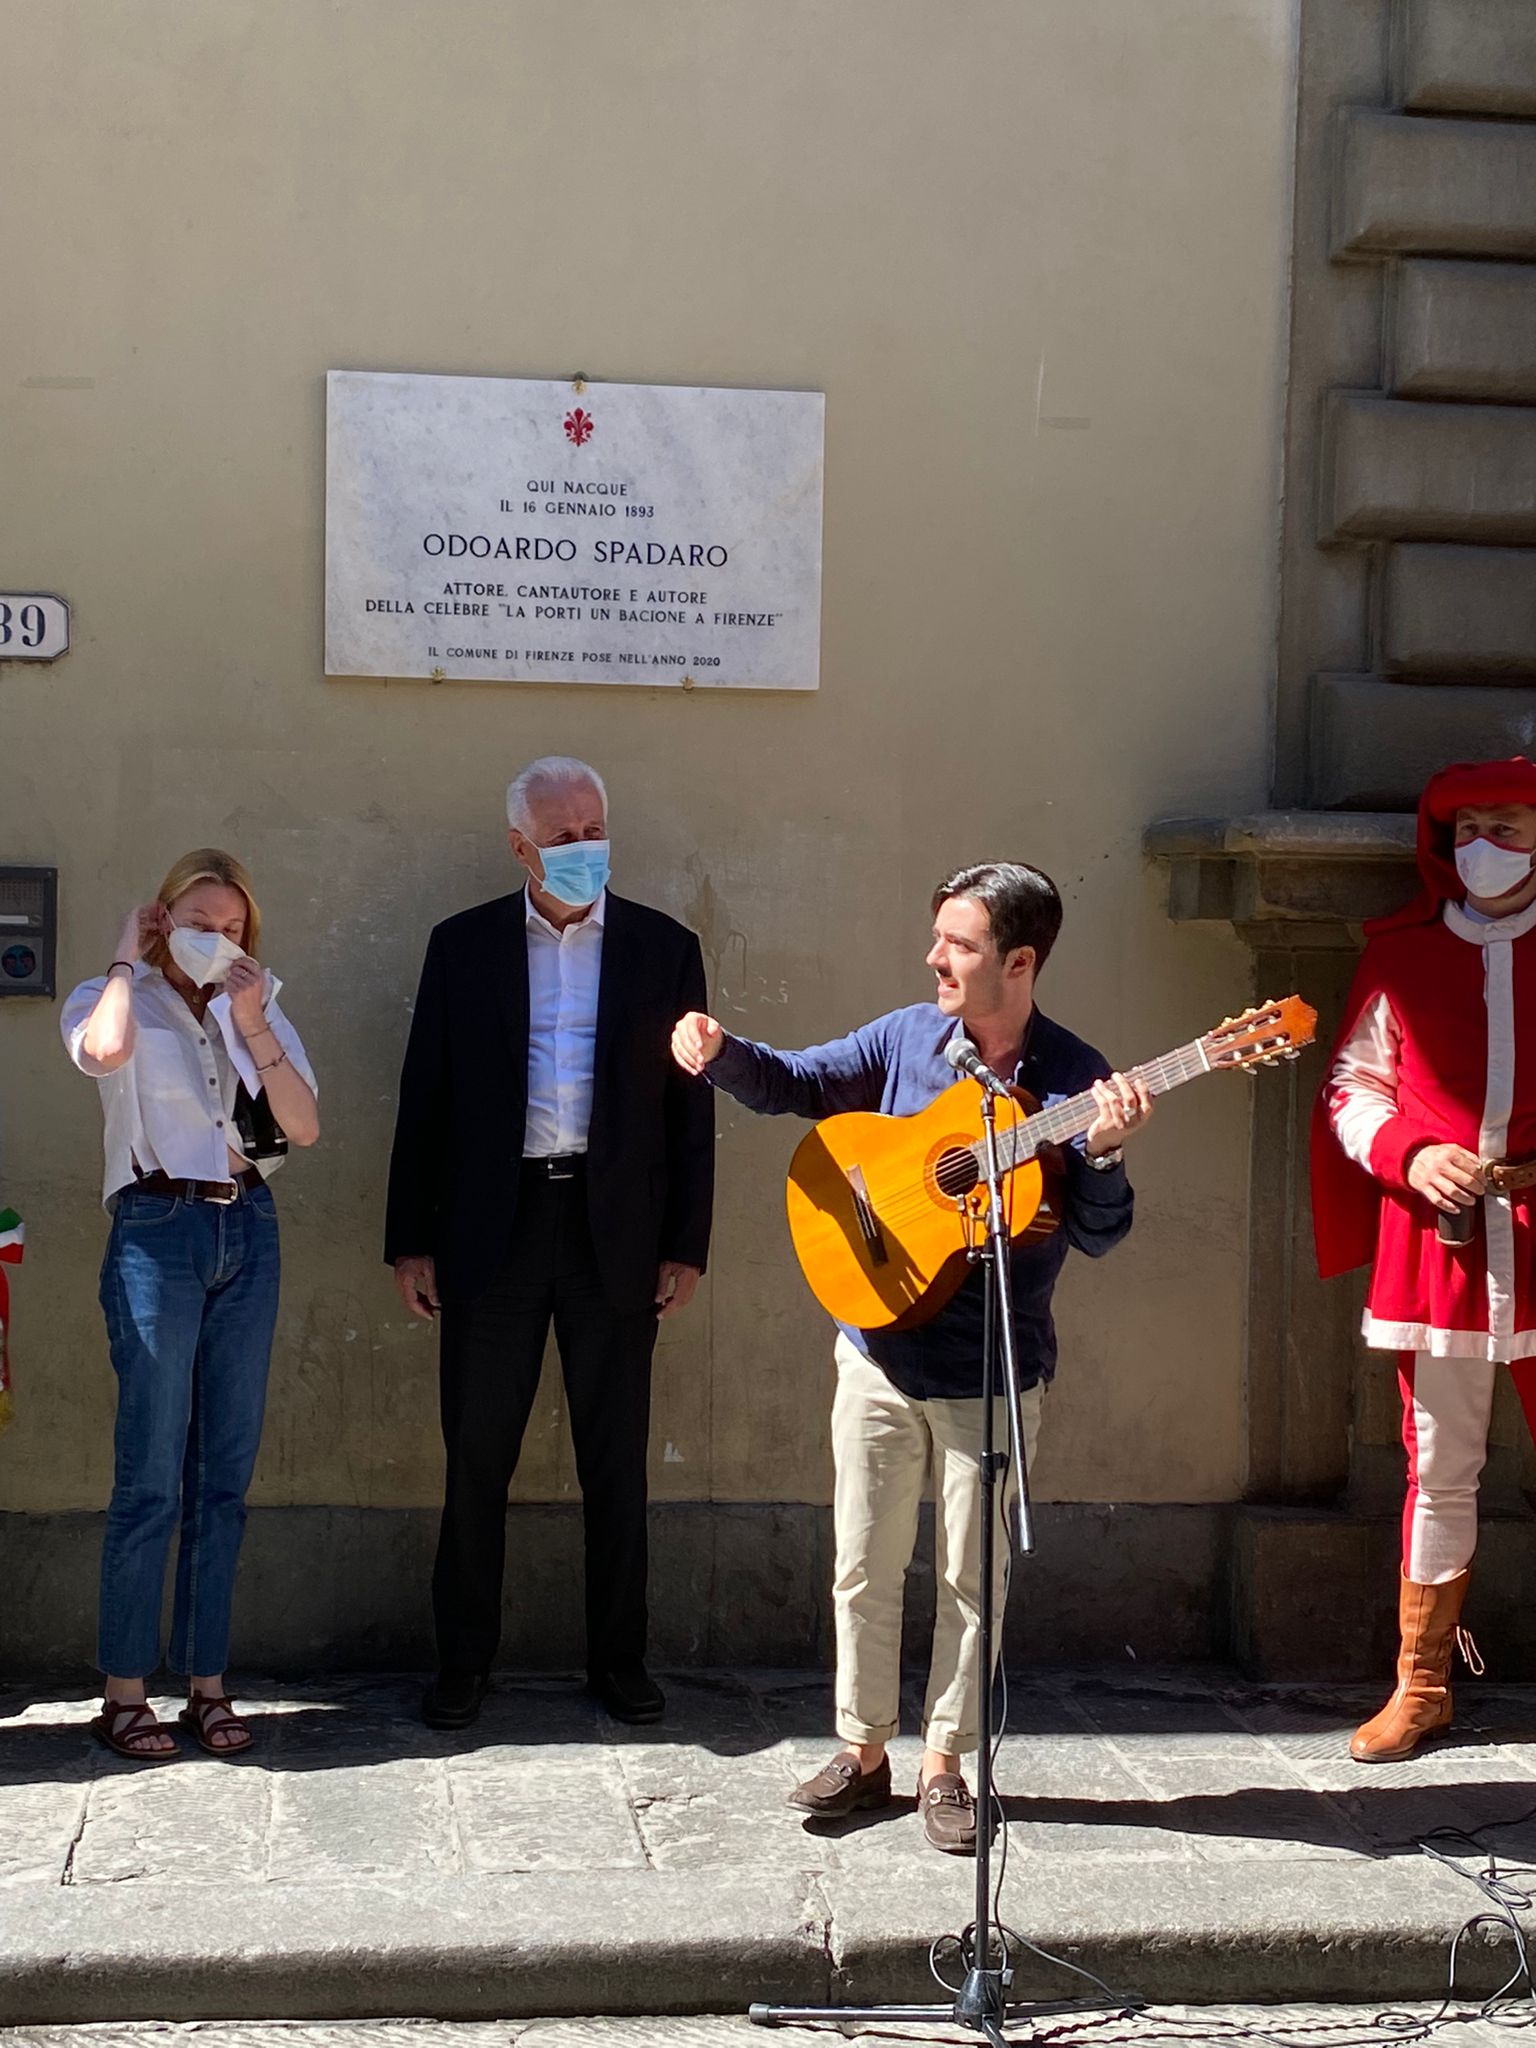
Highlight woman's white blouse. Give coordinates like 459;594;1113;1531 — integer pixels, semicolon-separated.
61;962;317;1205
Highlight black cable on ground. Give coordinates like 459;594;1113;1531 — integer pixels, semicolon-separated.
956;1776;1536;2048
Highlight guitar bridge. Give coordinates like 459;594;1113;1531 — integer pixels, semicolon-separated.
845;1164;889;1267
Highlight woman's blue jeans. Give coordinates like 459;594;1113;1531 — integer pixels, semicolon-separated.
96;1182;280;1678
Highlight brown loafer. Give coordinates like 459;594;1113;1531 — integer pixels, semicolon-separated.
788;1751;893;1816
918;1771;977;1855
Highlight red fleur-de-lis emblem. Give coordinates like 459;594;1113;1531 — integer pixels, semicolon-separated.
563;407;595;448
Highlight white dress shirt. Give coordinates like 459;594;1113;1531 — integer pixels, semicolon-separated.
523;887;605;1158
62;962;317;1205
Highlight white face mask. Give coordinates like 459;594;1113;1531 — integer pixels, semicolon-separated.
1455;837;1535;904
167;924;246;987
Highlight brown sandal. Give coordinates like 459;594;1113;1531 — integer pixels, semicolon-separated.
178;1693;254;1756
91;1697;179;1761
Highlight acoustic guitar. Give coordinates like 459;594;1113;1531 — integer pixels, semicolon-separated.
784;996;1317;1331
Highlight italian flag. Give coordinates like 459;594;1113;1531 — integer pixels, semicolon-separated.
0;1209;22;1436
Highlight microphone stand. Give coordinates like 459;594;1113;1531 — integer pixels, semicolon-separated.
750;1088;1108;2046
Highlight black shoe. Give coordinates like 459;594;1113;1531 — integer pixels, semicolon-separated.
421;1670;488;1729
589;1666;665;1725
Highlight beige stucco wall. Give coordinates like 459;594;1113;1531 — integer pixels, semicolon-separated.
0;0;1297;1519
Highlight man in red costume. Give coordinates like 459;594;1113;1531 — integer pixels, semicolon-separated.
1314;758;1536;1762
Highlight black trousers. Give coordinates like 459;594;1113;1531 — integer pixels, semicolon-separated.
432;1163;659;1676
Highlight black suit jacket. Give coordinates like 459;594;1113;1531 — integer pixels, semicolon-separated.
384;889;714;1313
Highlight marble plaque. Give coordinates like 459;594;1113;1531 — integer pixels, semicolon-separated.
325;372;823;689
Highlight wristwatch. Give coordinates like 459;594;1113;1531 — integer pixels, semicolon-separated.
1086;1146;1124;1172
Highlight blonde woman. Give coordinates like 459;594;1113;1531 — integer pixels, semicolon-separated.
61;851;318;1760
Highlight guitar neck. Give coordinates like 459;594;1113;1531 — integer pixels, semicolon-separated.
998;1038;1211;1170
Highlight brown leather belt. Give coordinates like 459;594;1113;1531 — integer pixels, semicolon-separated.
1484;1157;1536;1195
133;1168;263;1207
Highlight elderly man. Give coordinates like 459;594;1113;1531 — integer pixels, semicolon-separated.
387;757;714;1727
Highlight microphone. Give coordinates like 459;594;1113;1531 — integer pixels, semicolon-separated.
945;1035;1012;1099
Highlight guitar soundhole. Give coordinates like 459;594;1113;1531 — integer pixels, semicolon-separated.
934;1147;980;1200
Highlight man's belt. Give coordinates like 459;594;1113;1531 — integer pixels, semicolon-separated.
521;1155;585;1182
133;1168;263;1206
1485;1157;1536;1195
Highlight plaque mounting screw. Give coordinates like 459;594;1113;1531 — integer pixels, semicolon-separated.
428;666;446;683
682;674;696;690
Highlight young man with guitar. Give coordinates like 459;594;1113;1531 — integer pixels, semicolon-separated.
671;861;1152;1854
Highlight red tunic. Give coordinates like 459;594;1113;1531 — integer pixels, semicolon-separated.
1313;758;1536;1362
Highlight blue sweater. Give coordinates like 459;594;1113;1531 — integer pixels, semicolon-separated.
709;1002;1134;1400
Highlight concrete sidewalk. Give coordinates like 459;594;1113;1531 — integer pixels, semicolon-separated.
5;1669;1536;2025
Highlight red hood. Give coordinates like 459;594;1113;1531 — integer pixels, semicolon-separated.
1369;755;1536;935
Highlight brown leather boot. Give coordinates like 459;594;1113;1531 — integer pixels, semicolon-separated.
1350;1570;1477;1764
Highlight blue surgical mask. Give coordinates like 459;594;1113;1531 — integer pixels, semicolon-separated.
537;838;611;908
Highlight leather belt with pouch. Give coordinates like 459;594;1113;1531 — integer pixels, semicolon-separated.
1484;1156;1536;1195
1437;1153;1536;1245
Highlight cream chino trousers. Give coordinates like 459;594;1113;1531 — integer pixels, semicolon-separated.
830;1334;1043;1757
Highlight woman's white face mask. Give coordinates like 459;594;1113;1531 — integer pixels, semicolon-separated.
166;922;245;987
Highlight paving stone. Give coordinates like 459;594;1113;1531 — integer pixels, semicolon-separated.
0;2023;524;2039
12;1671;1536;2019
0;1782;84;1886
0;1699;106;1786
2;2015;1533;2048
601;1674;769;1759
0;1872;827;2023
70;1762;270;1885
266;1759;457;1881
1290;1739;1536;1795
990;1739;1206;1862
618;1741;822;1872
987;1682;1100;1737
448;1753;644;1873
1108;1754;1373;1862
1322;1778;1536;1857
1068;1685;1255;1755
253;1677;605;1762
823;1855;1514;2007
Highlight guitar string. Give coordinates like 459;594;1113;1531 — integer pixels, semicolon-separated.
832;1016;1303;1243
858;1046;1207;1234
853;1035;1275;1235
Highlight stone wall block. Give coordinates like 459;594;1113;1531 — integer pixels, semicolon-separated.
1333;109;1536;260
1382;544;1536;676
1399;0;1536;118
1310;674;1536;810
1323;393;1536;545
1392;260;1536;403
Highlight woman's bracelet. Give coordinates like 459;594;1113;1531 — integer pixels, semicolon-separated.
255;1048;288;1076
108;960;134;976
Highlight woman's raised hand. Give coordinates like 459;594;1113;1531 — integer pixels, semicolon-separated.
225;956;269;1034
114;903;167;967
